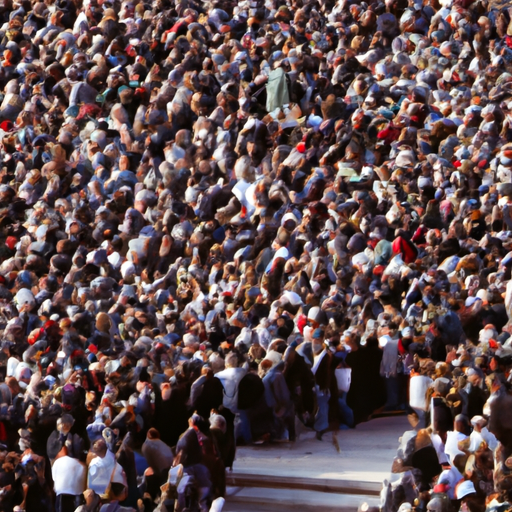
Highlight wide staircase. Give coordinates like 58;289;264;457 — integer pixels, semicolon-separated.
221;415;410;511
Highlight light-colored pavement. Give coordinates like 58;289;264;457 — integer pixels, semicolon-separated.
230;415;409;484
224;415;410;511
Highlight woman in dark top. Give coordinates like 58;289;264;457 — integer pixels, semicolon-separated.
346;335;386;424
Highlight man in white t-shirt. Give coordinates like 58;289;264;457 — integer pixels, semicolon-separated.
87;439;127;497
52;445;87;512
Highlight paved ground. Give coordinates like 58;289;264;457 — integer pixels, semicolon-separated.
230;415;410;483
224;415;411;511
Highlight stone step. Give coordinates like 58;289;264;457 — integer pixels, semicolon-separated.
226;472;382;496
224;486;380;512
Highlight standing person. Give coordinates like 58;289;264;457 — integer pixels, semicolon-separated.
52;445;87;512
189;366;224;420
87;439;127;499
175;414;213;512
154;379;189;449
346;334;386;424
237;361;274;444
99;483;137;512
71;489;100;512
261;359;295;442
328;337;354;429
283;338;316;427
216;352;248;444
215;352;247;414
142;428;174;482
47;414;85;465
311;329;334;440
380;333;402;412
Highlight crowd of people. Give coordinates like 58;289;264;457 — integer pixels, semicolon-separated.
0;0;511;506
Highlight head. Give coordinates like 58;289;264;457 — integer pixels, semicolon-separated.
209;413;227;433
57;414;74;435
109;482;127;501
92;439;108;458
188;412;203;428
312;328;325;354
147;428;160;440
454;414;469;435
225;352;239;369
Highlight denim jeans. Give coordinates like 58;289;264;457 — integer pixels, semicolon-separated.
338;391;354;428
235;410;252;444
314;386;330;433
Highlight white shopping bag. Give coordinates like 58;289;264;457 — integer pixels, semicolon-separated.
335;367;352;393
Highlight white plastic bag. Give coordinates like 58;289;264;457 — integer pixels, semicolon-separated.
409;375;432;411
335;367;352;393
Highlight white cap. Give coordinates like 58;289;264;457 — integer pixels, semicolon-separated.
456;480;476;500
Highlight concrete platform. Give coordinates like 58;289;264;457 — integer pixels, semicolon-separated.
224;415;409;511
230;415;409;485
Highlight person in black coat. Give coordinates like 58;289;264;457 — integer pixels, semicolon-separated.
237;363;275;443
46;414;85;465
175;422;203;468
346;335;385;424
154;377;189;448
283;339;316;426
189;366;224;420
311;330;334;439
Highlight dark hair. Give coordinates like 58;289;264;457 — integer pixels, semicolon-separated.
147;428;160;440
110;482;126;498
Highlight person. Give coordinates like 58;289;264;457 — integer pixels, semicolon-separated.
468;416;498;452
175;414;213;512
47;413;85;465
328;337;354;429
215;353;247;414
3;0;512;509
52;445;87;512
73;489;101;512
346;335;385;424
311;329;334;440
87;439;127;499
98;483;137;512
261;358;295;441
141;428;174;482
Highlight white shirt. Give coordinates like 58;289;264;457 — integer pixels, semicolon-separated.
215;367;247;412
88;450;126;496
431;433;449;465
52;455;87;496
469;427;498;452
444;431;467;464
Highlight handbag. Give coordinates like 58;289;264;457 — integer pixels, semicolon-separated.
335;367;352;393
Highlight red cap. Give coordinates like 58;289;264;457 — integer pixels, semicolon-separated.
296;142;306;153
373;265;385;276
5;236;16;250
297;314;307;334
0;120;13;132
